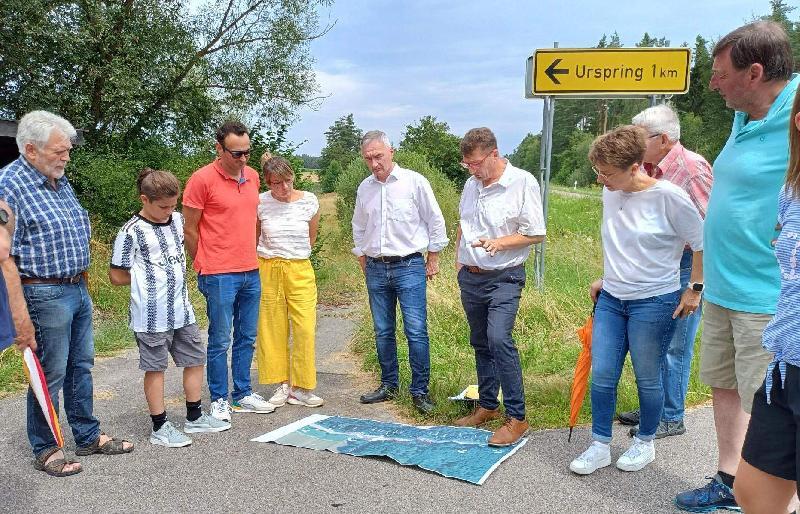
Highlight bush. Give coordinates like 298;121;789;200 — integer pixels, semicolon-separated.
334;150;460;246
320;159;342;193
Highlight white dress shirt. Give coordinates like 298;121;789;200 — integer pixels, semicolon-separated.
352;164;449;258
458;162;546;270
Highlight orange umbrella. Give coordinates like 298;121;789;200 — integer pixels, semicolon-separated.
568;306;595;442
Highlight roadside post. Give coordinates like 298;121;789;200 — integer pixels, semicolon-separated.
525;46;691;290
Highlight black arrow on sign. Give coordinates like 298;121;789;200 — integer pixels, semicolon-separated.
545;58;568;84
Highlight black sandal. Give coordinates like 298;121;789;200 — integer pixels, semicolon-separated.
33;447;82;477
75;432;134;456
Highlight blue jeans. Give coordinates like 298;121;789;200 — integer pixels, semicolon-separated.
591;289;679;442
198;270;260;402
458;265;527;420
364;254;430;396
24;281;100;458
662;249;703;422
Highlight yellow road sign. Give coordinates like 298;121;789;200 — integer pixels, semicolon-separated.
528;48;691;96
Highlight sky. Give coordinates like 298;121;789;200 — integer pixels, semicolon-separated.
285;0;785;157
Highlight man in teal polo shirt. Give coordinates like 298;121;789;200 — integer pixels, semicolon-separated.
675;21;800;512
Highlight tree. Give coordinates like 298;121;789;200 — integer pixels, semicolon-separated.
399;116;463;184
320;159;342;194
0;0;330;146
319;113;363;174
507;133;541;174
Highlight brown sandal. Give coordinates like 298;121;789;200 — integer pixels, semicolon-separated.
34;447;82;477
75;432;134;456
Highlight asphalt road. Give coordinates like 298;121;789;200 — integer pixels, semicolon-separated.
0;305;719;513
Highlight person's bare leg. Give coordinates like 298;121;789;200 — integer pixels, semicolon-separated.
713;387;749;475
183;366;203;403
144;370;166;415
734;459;795;514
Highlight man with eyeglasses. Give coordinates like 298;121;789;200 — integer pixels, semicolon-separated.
453;127;545;446
353;130;448;415
183;120;273;422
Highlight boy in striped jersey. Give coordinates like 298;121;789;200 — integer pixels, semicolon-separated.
110;169;230;448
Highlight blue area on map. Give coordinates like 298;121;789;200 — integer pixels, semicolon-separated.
278;416;523;484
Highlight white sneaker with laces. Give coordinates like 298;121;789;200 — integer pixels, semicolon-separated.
616;437;655;472
232;392;275;413
184;412;232;433
210;398;232;422
268;383;290;407
287;388;324;408
150;421;192;448
569;441;611;475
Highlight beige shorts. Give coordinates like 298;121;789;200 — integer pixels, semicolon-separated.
699;301;774;413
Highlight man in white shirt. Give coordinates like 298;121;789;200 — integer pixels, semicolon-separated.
352;130;448;414
454;127;546;446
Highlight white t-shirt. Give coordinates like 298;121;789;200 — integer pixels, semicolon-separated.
458;162;546;270
257;191;319;259
111;212;196;333
601;180;703;300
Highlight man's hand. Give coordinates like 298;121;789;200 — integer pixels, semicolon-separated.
673;289;702;319
14;322;36;352
471;238;503;257
425;252;440;280
358;255;366;274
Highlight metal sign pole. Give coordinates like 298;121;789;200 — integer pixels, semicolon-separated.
536;95;555;291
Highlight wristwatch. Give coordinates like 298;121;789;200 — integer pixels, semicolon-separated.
689;282;704;293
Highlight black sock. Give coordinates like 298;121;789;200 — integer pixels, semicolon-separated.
717;470;735;488
186;400;202;422
151;411;167;432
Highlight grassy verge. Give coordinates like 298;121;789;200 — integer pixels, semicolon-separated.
349;193;710;429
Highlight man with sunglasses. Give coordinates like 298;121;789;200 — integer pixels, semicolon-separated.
453;127;545;446
183;121;273;423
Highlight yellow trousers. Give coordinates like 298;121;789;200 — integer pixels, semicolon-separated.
256;257;318;389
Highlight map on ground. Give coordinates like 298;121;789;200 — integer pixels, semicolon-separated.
251;414;527;485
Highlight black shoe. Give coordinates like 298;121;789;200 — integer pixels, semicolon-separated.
629;420;686;439
412;394;435;415
617;409;640;426
360;384;398;404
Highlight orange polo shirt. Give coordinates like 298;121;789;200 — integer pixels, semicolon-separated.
183;160;260;275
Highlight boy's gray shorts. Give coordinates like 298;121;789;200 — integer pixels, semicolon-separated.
135;323;205;372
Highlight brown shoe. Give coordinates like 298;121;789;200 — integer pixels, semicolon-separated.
488;417;529;446
453;406;502;427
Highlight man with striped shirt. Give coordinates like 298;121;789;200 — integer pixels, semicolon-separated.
0;111;133;477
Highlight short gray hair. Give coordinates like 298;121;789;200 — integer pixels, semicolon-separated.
15;110;77;153
632;104;680;142
361;130;391;149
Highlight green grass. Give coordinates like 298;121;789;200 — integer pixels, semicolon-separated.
349;193;710;428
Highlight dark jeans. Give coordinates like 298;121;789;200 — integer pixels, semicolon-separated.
197;270;260;402
364;254;430;396
24;280;100;457
457;265;526;420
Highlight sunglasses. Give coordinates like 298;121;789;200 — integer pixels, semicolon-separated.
221;143;251;159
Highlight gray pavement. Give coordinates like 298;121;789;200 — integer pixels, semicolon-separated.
0;305;719;513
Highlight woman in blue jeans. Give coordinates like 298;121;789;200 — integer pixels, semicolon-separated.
569;125;704;475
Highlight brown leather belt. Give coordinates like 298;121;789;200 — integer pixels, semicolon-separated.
465;266;491;274
22;274;83;285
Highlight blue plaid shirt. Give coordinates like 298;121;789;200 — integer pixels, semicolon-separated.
0;156;91;278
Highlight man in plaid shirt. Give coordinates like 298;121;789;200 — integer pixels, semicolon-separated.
618;104;713;440
0;111;133;477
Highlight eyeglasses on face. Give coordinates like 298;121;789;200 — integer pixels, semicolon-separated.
460;150;493;170
221;143;251;159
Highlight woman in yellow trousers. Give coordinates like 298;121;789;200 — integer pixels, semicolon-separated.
256;152;323;408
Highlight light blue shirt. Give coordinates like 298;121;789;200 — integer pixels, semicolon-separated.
703;73;800;313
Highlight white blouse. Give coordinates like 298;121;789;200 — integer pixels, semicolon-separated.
257;191;319;259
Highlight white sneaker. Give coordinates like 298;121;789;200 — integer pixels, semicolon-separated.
232;392;275;413
287;388;324;408
616;437;655;472
569;441;611;475
150;421;192;448
210;398;232;422
268;383;290;407
184;412;232;433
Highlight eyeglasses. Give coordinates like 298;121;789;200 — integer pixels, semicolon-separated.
460;151;493;170
592;165;619;180
221;143;251;159
648;133;662;139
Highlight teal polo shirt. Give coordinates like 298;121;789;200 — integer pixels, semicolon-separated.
704;73;800;314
